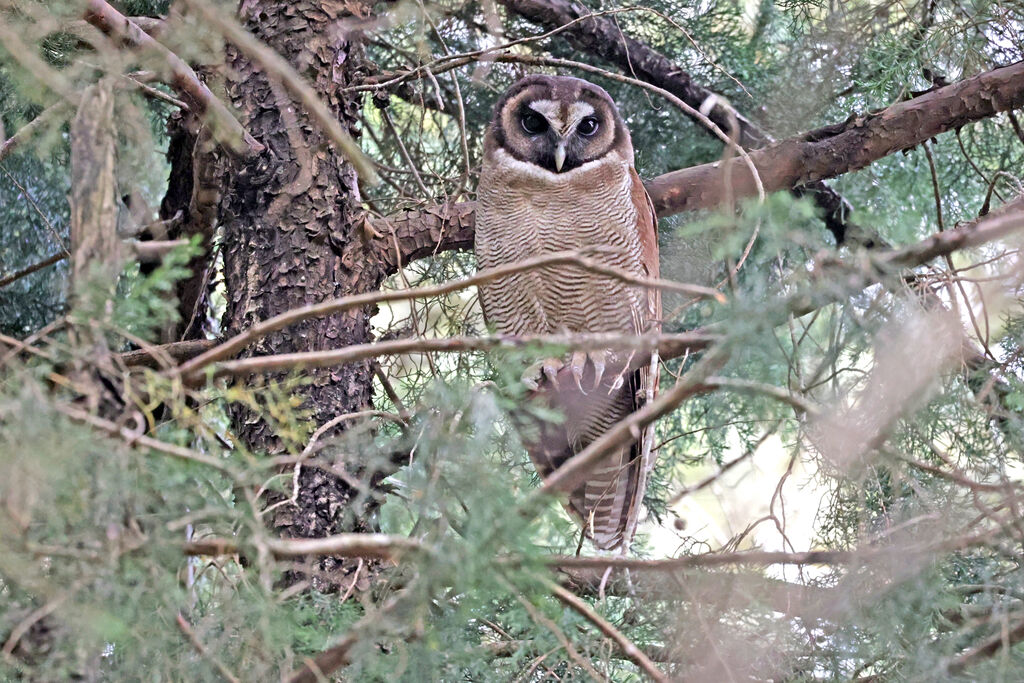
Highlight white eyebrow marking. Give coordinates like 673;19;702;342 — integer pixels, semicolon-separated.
527;99;563;131
568;102;595;122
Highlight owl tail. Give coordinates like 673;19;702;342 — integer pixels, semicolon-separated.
523;361;656;553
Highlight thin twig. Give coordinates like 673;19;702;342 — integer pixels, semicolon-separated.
546;580;669;682
174;249;722;378
512;587;607;681
195;331;714;384
175;613;243;683
83;0;262;155
55;404;233;474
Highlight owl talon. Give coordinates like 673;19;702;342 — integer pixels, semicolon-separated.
590;350;607;391
542;357;562;389
521;369;541;392
570;351;588;394
522;358;560;391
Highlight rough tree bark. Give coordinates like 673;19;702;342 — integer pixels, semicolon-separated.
216;0;390;589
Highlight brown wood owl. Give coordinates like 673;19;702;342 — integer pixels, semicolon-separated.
475;75;661;551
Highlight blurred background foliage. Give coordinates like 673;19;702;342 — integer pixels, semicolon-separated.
2;0;1024;680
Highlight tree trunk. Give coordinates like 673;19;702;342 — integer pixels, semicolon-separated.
217;0;386;589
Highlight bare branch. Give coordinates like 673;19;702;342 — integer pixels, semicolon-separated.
174;250;721;379
547;528;1001;572
194;332;715;383
0;253;65;289
384;61;1024;264
119;339;217;369
547;580;669;682
69;79;119;294
184;533;423;560
56;404;234;474
175;613;243;683
83;0;263;156
0;102;69;165
535;347;727;498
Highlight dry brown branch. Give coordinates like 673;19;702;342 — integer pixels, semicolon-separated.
547;528;1001;572
878;196;1024;268
56;404;233;474
69;79;119;292
703;376;818;416
286;592;410;683
0;238;195;291
0;253;65;289
174;249;720;378
184;532;422;561
535;347;727;498
0;102;68;165
119;339;217;369
944;615;1024;674
82;0;263;155
1;585;78;658
196;332;715;383
384;62;1024;264
560;566;833;618
547;580;670;682
646;61;1024;216
507;580;607;681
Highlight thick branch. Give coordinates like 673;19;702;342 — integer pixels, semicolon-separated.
385;61;1024;264
499;0;870;244
647;61;1024;216
69;79;119;293
377;201;476;274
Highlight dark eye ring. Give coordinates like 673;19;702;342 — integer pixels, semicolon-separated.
578;116;600;136
521;112;548;135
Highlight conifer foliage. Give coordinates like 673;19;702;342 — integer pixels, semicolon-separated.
2;0;1024;679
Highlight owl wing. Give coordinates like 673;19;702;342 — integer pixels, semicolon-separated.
577;168;661;550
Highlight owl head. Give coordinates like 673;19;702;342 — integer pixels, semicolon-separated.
486;75;633;174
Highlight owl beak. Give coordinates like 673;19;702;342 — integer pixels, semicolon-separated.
553;142;567;172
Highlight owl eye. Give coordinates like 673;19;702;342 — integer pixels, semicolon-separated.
521;111;548;135
577;116;600;136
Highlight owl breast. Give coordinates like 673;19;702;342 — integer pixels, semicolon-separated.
475;148;646;337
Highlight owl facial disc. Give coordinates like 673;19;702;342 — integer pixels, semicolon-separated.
487;75;632;174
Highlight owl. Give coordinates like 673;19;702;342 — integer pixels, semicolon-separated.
475;75;661;551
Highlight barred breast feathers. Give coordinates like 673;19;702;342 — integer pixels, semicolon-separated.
474;89;660;552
